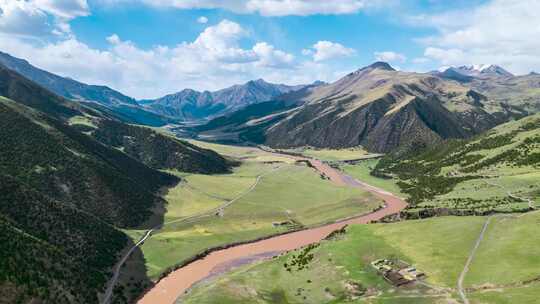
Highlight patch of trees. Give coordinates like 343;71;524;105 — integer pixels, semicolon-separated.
283;244;319;272
0;217;109;303
464;135;540;172
519;119;540;131
0;175;127;269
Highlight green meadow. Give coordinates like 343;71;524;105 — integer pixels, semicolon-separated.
340;159;405;197
282;146;374;161
127;141;383;279
182;212;540;304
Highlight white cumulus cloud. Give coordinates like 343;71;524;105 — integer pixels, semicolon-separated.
305;40;355;62
0;0;89;37
417;0;540;74
0;19;313;99
197;16;208;23
99;0;383;16
253;42;294;68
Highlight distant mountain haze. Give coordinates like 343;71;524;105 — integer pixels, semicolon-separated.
0;51;320;124
433;64;540;114
0;51;178;126
0;51;137;106
432;64;514;82
141;78;318;120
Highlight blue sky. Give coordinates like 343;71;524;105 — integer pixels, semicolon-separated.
0;0;537;99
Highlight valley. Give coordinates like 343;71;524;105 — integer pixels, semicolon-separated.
121;142;386;281
134;145;407;304
0;43;539;304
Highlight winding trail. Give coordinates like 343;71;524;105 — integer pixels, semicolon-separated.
485;180;535;209
137;152;407;304
457;215;493;304
101;165;283;304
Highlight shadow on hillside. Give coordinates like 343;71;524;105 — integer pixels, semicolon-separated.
138;196;168;230
112;239;153;304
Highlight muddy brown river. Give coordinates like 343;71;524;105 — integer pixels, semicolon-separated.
138;157;407;304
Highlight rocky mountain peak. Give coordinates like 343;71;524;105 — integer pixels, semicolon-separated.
347;61;396;78
367;61;396;71
479;64;514;77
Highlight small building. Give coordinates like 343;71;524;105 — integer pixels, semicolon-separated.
370;258;426;287
399;267;425;279
384;271;411;286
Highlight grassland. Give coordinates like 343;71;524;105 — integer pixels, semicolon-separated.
465;212;540;287
127;140;382;279
181;212;540;304
340;159;404;197
468;283;540;304
281;146;374;161
67;114;96;128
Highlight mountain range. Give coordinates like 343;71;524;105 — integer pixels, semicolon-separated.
194;62;537;152
434;64;515;80
0;51;321;125
0;51;178;127
4;48;538;154
434;64;540;114
140;79;318;120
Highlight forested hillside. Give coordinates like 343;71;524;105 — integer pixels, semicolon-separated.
0;99;176;227
0;66;233;303
0;175;127;304
91;119;235;174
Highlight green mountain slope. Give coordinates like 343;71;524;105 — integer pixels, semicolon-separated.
0;66;233;303
91;119;235;174
0;63;87;119
0;63;233;175
0;175;128;304
0;98;176;227
374;113;540;217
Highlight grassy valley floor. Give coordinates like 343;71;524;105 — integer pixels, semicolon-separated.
125;142;383;279
279;146;376;162
126;129;540;302
340;159;405;197
180;212;540;304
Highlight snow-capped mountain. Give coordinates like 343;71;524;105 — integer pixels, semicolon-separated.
433;64;514;82
438;64;514;78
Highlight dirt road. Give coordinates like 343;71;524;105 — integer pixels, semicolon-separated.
102;230;154;304
457;215;493;304
137;153;407;304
